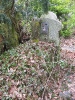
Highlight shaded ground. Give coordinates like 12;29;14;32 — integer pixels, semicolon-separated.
60;36;75;66
66;73;75;99
60;36;75;100
0;36;75;100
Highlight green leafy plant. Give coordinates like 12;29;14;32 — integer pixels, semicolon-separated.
50;0;75;37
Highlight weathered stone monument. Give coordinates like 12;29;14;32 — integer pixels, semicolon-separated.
31;12;62;61
40;11;62;46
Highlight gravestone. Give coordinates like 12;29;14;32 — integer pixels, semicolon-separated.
40;11;62;46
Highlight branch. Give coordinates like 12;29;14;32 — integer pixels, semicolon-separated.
4;0;15;14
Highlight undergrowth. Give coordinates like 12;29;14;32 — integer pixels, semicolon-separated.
0;40;73;100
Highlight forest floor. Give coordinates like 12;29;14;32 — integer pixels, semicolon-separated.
60;35;75;100
0;35;75;100
60;35;75;66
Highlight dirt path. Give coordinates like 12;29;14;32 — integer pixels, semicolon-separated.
60;36;75;66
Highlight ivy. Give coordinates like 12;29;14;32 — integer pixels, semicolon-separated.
0;13;12;25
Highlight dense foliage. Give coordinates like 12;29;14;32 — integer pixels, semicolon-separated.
0;0;75;53
49;0;75;37
0;40;74;99
0;1;75;99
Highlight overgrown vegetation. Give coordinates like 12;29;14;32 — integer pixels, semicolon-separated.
0;0;75;54
0;0;75;99
49;0;75;37
0;40;74;100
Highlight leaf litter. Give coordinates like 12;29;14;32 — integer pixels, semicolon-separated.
0;37;75;100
